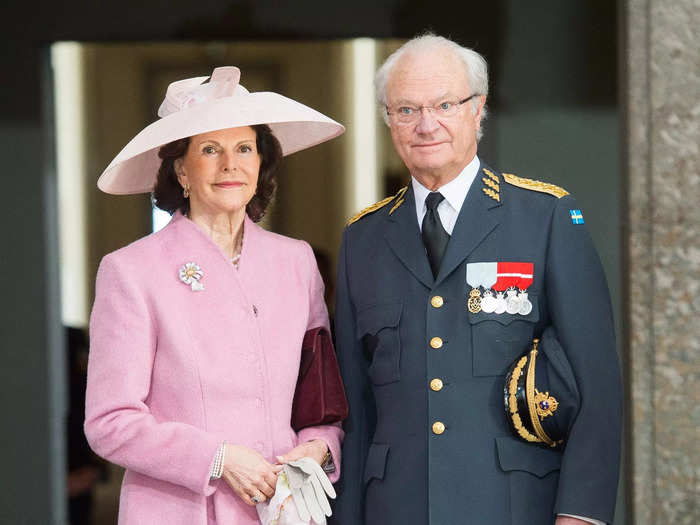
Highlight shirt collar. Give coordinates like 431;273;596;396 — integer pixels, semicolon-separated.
412;155;481;215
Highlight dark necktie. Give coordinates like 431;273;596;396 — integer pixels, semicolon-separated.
422;192;450;278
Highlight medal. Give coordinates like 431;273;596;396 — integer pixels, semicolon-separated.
505;289;521;314
468;289;482;313
512;263;534;316
492;262;534;315
492;263;520;315
467;262;536;316
518;292;533;315
494;292;507;314
466;262;497;314
481;290;497;313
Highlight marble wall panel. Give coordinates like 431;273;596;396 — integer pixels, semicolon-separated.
626;0;700;523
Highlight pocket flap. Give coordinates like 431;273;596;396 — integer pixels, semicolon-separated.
469;295;540;326
496;436;561;478
356;302;402;338
363;443;390;483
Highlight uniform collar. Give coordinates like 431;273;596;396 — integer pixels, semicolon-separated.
411;154;481;217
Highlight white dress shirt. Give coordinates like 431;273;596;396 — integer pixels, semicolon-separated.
410;155;606;525
412;155;480;233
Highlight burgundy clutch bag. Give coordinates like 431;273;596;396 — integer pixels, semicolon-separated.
291;327;349;431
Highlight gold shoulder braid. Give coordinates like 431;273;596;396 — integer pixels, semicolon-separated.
389;186;408;215
346;186;407;226
503;173;569;199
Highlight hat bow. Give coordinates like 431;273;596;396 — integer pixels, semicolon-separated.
157;66;247;118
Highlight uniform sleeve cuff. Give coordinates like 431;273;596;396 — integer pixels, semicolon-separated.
558;513;606;525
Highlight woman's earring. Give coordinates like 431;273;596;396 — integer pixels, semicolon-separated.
183;184;190;199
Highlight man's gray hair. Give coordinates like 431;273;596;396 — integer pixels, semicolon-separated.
375;34;489;139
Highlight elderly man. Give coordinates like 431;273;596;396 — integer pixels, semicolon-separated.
333;35;621;525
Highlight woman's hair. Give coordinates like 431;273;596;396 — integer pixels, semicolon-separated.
152;124;282;222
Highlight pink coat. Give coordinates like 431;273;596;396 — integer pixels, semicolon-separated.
85;212;343;524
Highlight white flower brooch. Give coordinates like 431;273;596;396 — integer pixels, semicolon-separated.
179;262;204;291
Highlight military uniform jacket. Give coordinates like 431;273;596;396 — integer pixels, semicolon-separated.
332;165;622;525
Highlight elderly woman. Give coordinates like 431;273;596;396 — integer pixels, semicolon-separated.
84;66;344;524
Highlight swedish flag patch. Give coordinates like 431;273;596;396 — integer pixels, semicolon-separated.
569;209;584;224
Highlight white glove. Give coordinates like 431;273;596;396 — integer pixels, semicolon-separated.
284;457;336;524
256;473;307;525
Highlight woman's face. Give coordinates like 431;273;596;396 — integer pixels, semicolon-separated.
176;126;261;217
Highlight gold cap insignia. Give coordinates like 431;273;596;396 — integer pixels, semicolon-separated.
534;390;559;419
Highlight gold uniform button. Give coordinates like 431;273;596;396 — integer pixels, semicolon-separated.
429;337;443;349
430;295;444;308
430;378;443;391
432;421;446;435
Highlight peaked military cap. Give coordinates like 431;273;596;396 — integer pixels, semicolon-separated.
504;327;580;448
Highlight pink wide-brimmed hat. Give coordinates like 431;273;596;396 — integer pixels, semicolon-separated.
98;66;345;194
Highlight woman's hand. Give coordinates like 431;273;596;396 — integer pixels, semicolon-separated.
276;439;329;466
221;444;282;506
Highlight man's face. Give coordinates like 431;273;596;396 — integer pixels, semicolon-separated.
385;49;485;185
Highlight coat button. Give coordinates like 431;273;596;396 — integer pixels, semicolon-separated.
430;378;443;391
432;421;446;435
429;337;443;349
430;295;444;308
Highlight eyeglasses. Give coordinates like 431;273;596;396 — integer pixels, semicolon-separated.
386;94;481;124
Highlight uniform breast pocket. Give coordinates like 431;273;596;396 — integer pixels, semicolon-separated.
468;295;539;377
356;302;402;385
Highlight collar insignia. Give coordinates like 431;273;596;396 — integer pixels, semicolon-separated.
481;168;501;202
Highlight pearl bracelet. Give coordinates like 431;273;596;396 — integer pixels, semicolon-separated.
210;444;225;479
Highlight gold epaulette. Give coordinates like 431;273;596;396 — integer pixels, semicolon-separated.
346;186;407;226
503;173;569;199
